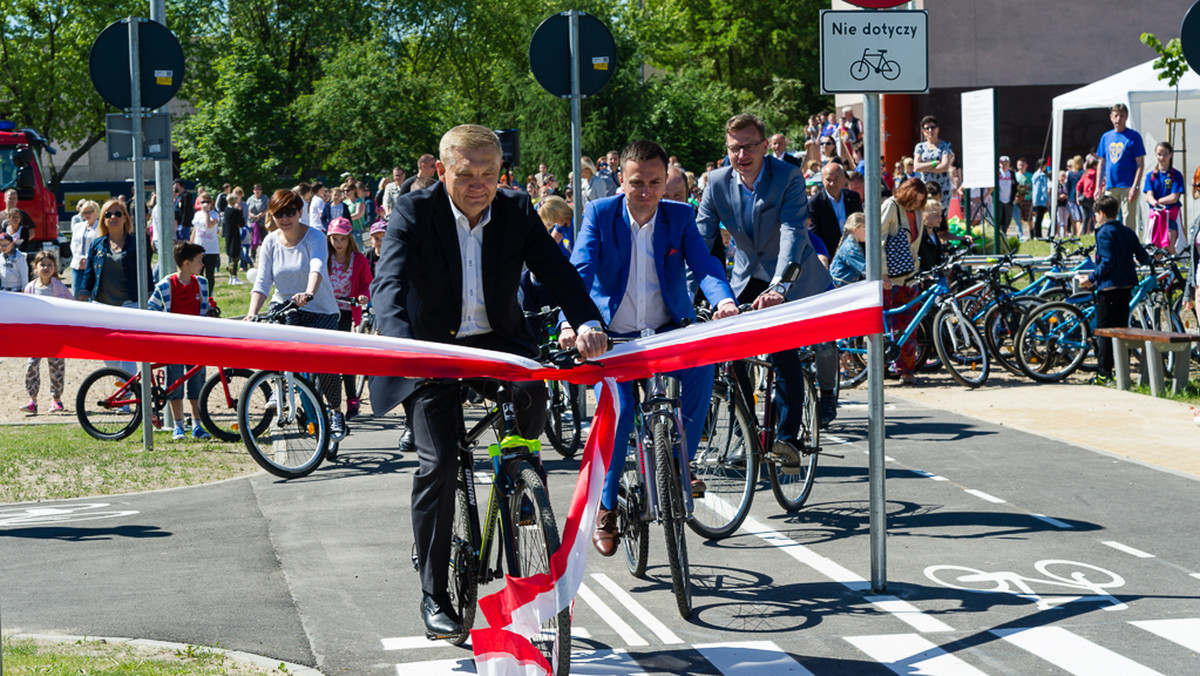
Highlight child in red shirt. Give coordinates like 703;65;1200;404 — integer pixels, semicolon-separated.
148;241;213;440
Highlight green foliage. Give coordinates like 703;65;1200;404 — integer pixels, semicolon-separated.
1141;32;1187;88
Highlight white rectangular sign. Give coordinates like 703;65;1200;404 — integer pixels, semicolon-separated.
960;88;997;189
820;10;928;94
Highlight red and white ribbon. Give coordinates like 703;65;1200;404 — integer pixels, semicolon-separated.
0;282;883;675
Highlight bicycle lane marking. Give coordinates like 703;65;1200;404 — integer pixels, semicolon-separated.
576;582;649;647
844;634;990;676
1101;541;1155;558
1129;618;1200;653
991;626;1165;676
693;640;815;675
589;573;684;644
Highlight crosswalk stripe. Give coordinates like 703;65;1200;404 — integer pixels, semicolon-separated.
693;640;815;675
992;626;1165;675
865;596;954;633
845;633;989;676
591;573;684;644
381;635;448;651
394;657;474;675
576;583;648;647
570;648;651;675
1130;618;1200;653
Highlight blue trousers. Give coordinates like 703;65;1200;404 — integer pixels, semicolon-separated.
599;363;713;509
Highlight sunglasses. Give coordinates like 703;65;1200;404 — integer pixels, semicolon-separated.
104;211;124;218
820;141;835;147
923;125;938;131
274;208;299;218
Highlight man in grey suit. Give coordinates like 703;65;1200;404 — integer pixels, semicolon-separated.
696;114;837;462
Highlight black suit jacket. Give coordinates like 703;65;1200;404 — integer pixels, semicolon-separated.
369;182;603;414
776;153;803;169
809;188;863;258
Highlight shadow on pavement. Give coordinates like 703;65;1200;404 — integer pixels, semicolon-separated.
0;523;172;541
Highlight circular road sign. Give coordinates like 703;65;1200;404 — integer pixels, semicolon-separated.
843;1;913;7
89;18;185;110
529;12;617;98
1182;0;1200;75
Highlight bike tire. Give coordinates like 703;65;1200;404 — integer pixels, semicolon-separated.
849;60;870;81
933;304;990;388
238;371;329;478
1131;296;1184;377
1014;301;1091;383
618;457;649;578
650;418;691;619
880;59;901;80
198;368;260;442
508;460;571;675
689;377;757;540
544;381;584;459
76;367;141;441
838;336;869;389
767;369;818;512
445;471;478;647
981;298;1044;377
351;316;376;402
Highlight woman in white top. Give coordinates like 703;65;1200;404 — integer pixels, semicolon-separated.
244;189;346;433
191;195;221;290
69;199;101;299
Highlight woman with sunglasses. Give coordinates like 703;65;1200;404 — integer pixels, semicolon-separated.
913;116;956;210
244;189;346;435
80;199;150;308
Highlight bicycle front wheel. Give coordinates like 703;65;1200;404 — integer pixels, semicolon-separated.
508;460;570;675
767;369;818;512
238;371;329;478
76;367;141;441
933;304;990;387
198;368;259;442
544;381;584;459
838;336;869;389
445;470;478;647
1015;301;1091;382
689;377;757;540
652;418;691;619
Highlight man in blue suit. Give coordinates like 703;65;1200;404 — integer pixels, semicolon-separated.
696;113;836;463
559;139;739;556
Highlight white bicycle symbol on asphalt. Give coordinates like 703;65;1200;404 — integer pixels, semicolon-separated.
0;502;139;527
925;560;1127;611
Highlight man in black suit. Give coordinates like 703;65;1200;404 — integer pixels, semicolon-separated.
769;133;803;169
808;162;863;257
370;124;608;640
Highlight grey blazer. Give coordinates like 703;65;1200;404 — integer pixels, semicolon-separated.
696;156;832;300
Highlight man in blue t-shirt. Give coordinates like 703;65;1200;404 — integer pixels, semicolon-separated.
1095;103;1146;235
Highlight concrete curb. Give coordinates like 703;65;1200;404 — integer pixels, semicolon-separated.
8;633;324;675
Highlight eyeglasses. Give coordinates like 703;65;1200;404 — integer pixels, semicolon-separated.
923;125;938;131
726;139;765;155
274;208;299;218
104;211;124;218
820;141;835;147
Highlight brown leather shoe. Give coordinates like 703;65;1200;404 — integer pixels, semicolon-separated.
592;507;619;557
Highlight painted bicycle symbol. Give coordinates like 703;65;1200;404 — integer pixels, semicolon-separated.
925;560;1127;611
850;48;901;81
0;502;139;527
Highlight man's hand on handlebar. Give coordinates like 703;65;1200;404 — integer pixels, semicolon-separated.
558;325;609;360
751;289;785;310
712;299;740;319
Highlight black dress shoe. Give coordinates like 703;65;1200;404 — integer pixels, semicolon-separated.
398;425;415;453
421;592;463;640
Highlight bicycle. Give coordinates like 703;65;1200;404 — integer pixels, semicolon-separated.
76;362;248;442
349;297;377;404
528;306;588;459
850;48;901;81
435;352;578;674
236;300;339;478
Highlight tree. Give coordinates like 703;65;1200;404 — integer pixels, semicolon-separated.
1141;32;1189;117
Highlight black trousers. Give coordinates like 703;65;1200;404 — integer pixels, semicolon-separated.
1095;287;1131;378
405;333;548;597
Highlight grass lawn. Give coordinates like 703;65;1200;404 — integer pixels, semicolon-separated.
1;637;286;675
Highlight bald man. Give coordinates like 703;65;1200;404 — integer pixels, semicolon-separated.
769;134;803;168
808;162;863;256
664;165;690;204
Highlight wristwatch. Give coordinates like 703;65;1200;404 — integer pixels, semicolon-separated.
770;283;789;296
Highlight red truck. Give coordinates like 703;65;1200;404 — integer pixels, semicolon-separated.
0;120;60;253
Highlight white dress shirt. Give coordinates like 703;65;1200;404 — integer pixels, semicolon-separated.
609;202;672;335
449;199;493;338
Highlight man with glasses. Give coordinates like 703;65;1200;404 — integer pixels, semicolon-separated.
696;113;835;465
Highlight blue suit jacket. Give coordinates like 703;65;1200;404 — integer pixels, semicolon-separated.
696;156;832;300
570;194;733;329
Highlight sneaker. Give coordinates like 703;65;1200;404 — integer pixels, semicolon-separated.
264;391;278;412
18;400;36;414
173;426;186;441
1089;374;1112;386
49;400;65;413
192;426;212;440
819;391;837;429
330;410;346;436
346;398;360;419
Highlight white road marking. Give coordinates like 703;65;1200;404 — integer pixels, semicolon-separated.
1101;540;1155;558
823;434;852;445
395;657;474;675
964;489;1006;504
380;636;450;651
741;516;869;591
591;573;683;644
1030;513;1073;529
572;627;592;639
909;469;949;481
1191;573;1200;581
845;633;989;676
570;648;651;675
1130;618;1200;653
992;626;1165;675
693;640;816;675
576;583;648;646
865;596;954;633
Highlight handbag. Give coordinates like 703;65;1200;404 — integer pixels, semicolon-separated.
1148;208;1171;250
884;209;916;277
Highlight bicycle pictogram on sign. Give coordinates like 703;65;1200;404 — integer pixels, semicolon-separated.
850;49;901;81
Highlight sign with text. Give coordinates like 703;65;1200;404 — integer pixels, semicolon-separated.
960;88;997;189
820;10;928;94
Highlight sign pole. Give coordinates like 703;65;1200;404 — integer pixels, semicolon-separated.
128;16;154;451
149;0;176;431
864;92;887;593
568;10;583;241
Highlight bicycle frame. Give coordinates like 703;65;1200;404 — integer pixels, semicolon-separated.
631;373;694;523
102;363;222;409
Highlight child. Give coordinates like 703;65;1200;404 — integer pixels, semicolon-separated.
148;241;214;440
326;218;372;418
0;231;27;291
1143;141;1184;252
365;220;386;276
1077;194;1151;385
1055;171;1070;237
20;252;73;413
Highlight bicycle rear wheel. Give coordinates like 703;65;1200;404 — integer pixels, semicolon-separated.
767;369;818;512
238;371;329;478
76;367;141;440
652;418;691;619
198;368;261;442
1015;301;1091;382
934;304;990;387
689;377;757;540
838;336;869;389
445;471;478;647
508;460;571;675
981;298;1044;377
544;380;584;459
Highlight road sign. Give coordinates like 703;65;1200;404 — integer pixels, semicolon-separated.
89;18;184;110
106;113;171;161
843;0;912;7
820;10;928;94
529;12;616;98
1182;0;1200;75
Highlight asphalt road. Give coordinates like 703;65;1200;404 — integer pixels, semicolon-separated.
3;394;1199;675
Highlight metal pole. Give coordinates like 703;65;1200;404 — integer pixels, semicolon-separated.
129;16;154;451
568;10;583;241
150;0;176;430
864;92;887;593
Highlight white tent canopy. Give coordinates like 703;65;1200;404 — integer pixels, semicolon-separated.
1052;59;1200;245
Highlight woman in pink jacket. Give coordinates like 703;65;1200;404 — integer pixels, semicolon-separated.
326;217;373;418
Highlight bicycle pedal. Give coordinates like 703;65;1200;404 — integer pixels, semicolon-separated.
813;447;844;459
151;414;163;429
